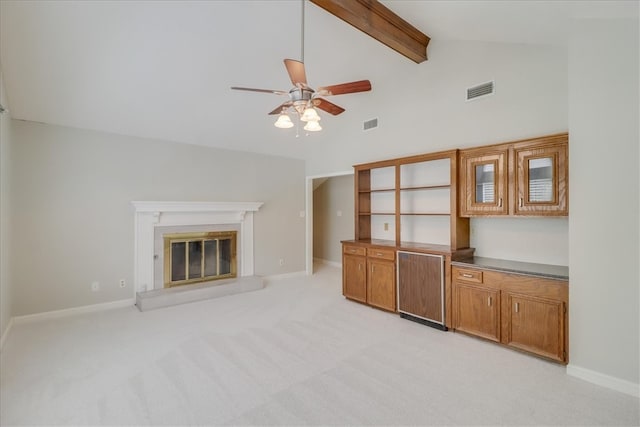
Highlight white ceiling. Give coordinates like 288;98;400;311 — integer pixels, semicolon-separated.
1;1;637;159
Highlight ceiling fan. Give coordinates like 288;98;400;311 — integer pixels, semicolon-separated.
231;60;371;131
230;1;371;132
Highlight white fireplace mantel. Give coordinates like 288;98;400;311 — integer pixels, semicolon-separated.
132;201;263;294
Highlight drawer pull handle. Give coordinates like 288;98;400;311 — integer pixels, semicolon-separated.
515;302;520;313
462;273;473;278
376;252;383;256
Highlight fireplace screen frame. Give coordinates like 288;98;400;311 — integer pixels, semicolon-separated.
163;231;237;288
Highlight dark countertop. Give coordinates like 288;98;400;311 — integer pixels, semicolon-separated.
451;256;569;281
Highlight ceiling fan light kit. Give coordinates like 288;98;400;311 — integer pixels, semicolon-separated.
303;120;322;132
231;1;371;135
274;112;294;129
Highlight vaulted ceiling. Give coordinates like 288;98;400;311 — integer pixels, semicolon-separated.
0;1;636;160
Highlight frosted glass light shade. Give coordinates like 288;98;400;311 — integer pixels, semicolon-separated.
274;113;294;128
303;120;322;132
300;107;320;122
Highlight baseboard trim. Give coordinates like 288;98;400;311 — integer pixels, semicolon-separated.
13;299;136;324
0;317;14;352
313;258;341;268
567;364;640;397
262;271;306;283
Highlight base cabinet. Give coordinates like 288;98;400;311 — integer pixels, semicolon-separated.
452;265;568;363
367;258;396;311
455;283;500;342
343;253;366;303
343;243;396;312
502;293;566;362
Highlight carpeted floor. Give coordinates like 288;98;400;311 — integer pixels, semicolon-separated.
1;263;638;425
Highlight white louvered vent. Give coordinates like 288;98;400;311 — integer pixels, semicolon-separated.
466;81;495;101
363;118;378;131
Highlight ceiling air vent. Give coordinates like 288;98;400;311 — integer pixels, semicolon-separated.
466;81;495;101
363;118;378;131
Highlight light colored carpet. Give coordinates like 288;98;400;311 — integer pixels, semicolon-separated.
1;264;638;425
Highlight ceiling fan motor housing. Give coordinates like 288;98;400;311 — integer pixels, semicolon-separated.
290;88;315;114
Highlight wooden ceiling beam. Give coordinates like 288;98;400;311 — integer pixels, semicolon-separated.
310;0;430;63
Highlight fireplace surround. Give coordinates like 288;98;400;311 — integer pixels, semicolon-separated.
131;201;263;294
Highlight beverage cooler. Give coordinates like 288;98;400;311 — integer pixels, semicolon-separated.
397;251;446;330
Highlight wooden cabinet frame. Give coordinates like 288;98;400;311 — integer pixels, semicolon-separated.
460;133;568;217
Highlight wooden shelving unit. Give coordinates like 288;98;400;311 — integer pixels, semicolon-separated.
353;149;469;250
344;150;473;328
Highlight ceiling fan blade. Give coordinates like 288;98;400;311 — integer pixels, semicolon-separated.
316;80;372;96
312;98;345;116
284;59;308;89
231;86;288;95
268;101;293;115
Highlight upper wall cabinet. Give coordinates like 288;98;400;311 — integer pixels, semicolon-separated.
459;133;568;217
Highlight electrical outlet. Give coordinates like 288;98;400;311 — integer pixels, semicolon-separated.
279;258;285;266
384;222;389;231
119;279;126;288
337;210;342;217
91;281;100;292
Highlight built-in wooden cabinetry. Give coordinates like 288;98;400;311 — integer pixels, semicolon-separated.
342;244;396;312
343;150;472;326
342;132;569;349
452;264;568;363
459;133;568;216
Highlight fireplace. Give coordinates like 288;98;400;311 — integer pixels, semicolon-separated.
131;201;263;294
163;231;237;287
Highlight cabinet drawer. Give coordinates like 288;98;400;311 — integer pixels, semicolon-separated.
367;248;395;261
456;268;483;284
343;245;366;256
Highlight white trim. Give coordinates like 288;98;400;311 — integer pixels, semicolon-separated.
0;317;14;352
131;201;263;213
567;364;640;397
305;171;353;276
12;299;135;324
262;270;306;284
313;258;342;268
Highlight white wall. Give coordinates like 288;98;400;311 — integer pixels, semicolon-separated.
0;71;13;343
11;120;306;316
568;18;639;393
305;40;569;265
313;175;354;264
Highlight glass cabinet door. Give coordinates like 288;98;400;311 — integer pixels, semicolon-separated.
475;162;496;204
515;144;568;215
461;150;508;215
